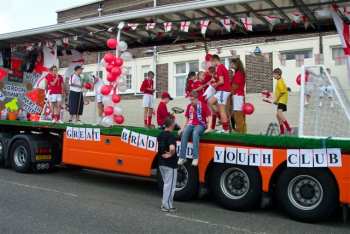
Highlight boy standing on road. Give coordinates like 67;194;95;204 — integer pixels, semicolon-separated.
157;118;177;212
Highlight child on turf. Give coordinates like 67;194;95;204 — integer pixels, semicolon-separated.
185;71;196;97
140;71;155;128
157;117;178;212
178;91;210;167
45;65;64;122
273;68;292;135
156;92;174;128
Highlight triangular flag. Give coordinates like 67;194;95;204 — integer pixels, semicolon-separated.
146;23;156;30
291;12;303;23
163;22;172;32
264;15;281;30
241;17;253;31
200;19;210;35
220;18;232;32
180;21;191;32
127;23;139;30
118;22;125;30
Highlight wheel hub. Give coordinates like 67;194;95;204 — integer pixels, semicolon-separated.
288;175;323;211
220;167;250;199
176;165;188;192
14;146;28;167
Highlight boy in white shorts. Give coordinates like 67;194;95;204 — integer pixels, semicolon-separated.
45;66;64;122
140;71;155;128
207;55;231;133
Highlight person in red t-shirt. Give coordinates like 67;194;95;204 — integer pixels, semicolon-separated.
157;92;174;128
185;71;196;97
178;91;210;167
140;71;155;128
230;58;247;133
207;54;231;133
45;65;64;122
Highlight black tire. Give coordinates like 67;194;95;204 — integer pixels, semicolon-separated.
0;138;5;167
157;161;199;201
209;164;262;211
10;140;32;173
276;168;338;222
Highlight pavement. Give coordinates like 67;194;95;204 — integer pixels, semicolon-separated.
0;168;349;234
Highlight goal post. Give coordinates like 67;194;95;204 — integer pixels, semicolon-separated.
298;65;350;139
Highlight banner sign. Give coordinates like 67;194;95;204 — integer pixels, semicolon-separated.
66;127;101;141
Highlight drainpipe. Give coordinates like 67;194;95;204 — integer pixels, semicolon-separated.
153;0;158;98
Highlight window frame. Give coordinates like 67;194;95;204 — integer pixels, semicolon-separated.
280;49;313;61
174;60;199;97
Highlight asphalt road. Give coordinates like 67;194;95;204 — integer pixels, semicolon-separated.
0;168;349;234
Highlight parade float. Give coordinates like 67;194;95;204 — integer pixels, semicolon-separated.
0;0;349;222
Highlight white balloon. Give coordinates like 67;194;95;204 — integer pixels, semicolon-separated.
102;95;113;106
120;51;133;61
113;106;123;115
118;41;128;52
101;116;114;127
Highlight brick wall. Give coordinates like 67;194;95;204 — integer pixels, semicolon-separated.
156;63;168;97
245;53;273;94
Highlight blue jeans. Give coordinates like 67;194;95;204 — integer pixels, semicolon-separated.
179;124;205;159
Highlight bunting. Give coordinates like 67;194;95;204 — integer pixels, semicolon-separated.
163;22;172;32
220;18;232;32
200;19;210;35
241;17;253;31
180;21;191;32
127;23;139;30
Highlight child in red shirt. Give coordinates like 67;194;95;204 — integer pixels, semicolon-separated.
140;71;155;128
45;65;64;122
156;92;173;128
185;71;196;97
207;55;231;133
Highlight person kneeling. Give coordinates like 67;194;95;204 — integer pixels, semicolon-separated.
178;91;210;167
157;118;178;213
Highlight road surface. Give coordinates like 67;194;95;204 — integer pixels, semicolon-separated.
0;168;348;234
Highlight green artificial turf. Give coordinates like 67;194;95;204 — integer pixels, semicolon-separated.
0;120;349;153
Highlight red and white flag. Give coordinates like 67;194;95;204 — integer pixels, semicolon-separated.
291;12;303;23
220;18;232;32
180;21;191;32
163;22;172;32
200;19;210;35
127;23;139;30
241;17;253;31
264;15;281;29
146;23;156;30
332;5;350;83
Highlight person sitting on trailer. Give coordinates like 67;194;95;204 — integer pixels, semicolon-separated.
157;117;178;213
68;65;84;123
273;68;292;135
140;71;155;128
178;91;211;167
45;65;64;123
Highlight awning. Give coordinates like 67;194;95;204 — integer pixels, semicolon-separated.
0;0;349;50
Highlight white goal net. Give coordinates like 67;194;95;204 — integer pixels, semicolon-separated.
299;65;350;139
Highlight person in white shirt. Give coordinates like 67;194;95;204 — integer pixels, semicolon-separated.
68;65;84;123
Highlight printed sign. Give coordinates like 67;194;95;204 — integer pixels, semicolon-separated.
287;148;342;168
121;128;158;152
66;127;101;141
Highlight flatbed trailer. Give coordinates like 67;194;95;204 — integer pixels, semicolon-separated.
0;119;349;222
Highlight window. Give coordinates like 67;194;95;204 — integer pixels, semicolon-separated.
280;49;313;60
124;67;132;90
174;61;199;97
220;57;231;69
332;47;346;65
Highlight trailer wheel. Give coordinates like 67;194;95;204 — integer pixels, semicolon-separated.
0;138;5;167
157;161;199;201
210;164;262;211
10;140;32;173
276;168;338;222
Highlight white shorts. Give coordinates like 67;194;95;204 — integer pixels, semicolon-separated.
96;94;103;103
203;85;216;100
48;94;62;103
232;95;244;111
214;91;230;105
143;94;154;108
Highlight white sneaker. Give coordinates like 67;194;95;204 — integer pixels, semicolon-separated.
177;158;186;165
192;159;198;166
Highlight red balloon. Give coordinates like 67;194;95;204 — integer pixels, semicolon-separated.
111;66;122;77
114;57;124;67
114;115;124;124
107;73;117;82
112;94;121;103
84;82;93;90
100;85;112;96
205;53;212;62
0;68;7;81
106;38;118;49
106;63;114;72
104;106;114;116
104;53;115;64
242;103;255;115
296;74;301;86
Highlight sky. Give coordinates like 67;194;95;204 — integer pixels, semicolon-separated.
0;0;92;34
